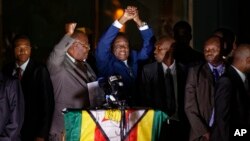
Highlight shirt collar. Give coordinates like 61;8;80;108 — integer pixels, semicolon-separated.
66;53;76;63
16;58;30;71
208;63;225;75
162;60;176;73
123;60;129;67
232;65;246;82
66;53;87;63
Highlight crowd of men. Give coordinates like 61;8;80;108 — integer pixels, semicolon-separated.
0;5;250;141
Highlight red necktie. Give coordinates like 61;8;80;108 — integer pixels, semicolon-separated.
15;67;22;80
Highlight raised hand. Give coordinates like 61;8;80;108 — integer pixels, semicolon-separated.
118;6;137;25
133;8;143;27
65;23;77;36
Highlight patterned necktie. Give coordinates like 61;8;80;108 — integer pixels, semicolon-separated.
14;67;22;80
165;68;176;116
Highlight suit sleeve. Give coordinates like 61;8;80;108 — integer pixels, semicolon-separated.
185;67;209;140
211;77;232;141
136;28;154;60
95;24;120;76
0;79;24;141
35;66;55;138
47;35;74;75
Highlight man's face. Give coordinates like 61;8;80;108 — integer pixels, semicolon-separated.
154;39;173;62
14;39;31;65
204;42;222;65
72;34;90;61
113;36;129;61
245;57;250;73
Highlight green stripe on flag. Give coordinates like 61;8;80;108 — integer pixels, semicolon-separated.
152;110;168;141
64;111;82;141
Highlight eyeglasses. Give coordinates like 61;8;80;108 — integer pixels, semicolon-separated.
74;40;90;50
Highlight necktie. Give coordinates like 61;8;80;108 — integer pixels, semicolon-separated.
213;68;219;81
209;68;219;127
75;61;87;73
14;67;22;80
165;68;176;116
75;61;90;82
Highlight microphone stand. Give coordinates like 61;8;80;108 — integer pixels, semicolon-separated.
119;100;127;141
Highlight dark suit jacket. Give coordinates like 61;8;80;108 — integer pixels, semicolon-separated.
211;66;250;141
141;62;187;117
185;63;216;141
47;35;96;140
0;72;24;141
140;61;189;140
2;59;54;141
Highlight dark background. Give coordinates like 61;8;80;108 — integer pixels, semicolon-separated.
0;0;250;67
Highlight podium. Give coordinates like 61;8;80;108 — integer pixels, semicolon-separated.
64;108;168;141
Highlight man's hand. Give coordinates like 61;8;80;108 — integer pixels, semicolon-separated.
65;23;77;36
118;6;137;25
133;8;143;26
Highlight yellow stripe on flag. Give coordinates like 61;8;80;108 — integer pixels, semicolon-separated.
80;111;96;141
137;110;154;141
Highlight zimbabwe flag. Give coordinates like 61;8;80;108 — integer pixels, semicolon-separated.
64;109;168;141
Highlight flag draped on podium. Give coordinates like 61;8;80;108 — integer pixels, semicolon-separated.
64;109;168;141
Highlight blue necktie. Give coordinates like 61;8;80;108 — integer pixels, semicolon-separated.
209;68;219;127
213;68;219;81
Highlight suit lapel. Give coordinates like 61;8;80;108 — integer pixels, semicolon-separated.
229;66;247;95
64;57;89;87
85;63;96;81
21;59;34;82
203;64;214;85
157;62;166;99
196;63;215;108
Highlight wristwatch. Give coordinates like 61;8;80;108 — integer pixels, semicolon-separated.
138;22;147;27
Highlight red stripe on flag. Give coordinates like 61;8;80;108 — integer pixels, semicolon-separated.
94;127;106;141
126;124;138;141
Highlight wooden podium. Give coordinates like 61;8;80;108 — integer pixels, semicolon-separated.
64;108;168;141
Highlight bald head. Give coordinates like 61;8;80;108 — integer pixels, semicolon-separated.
154;36;175;62
233;44;250;73
67;30;90;61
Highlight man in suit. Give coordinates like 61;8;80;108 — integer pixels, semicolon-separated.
185;35;225;141
211;44;250;141
2;35;55;141
140;36;189;140
0;71;24;141
47;23;96;141
95;6;154;106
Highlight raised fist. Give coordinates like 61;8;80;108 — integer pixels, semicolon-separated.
65;23;77;36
